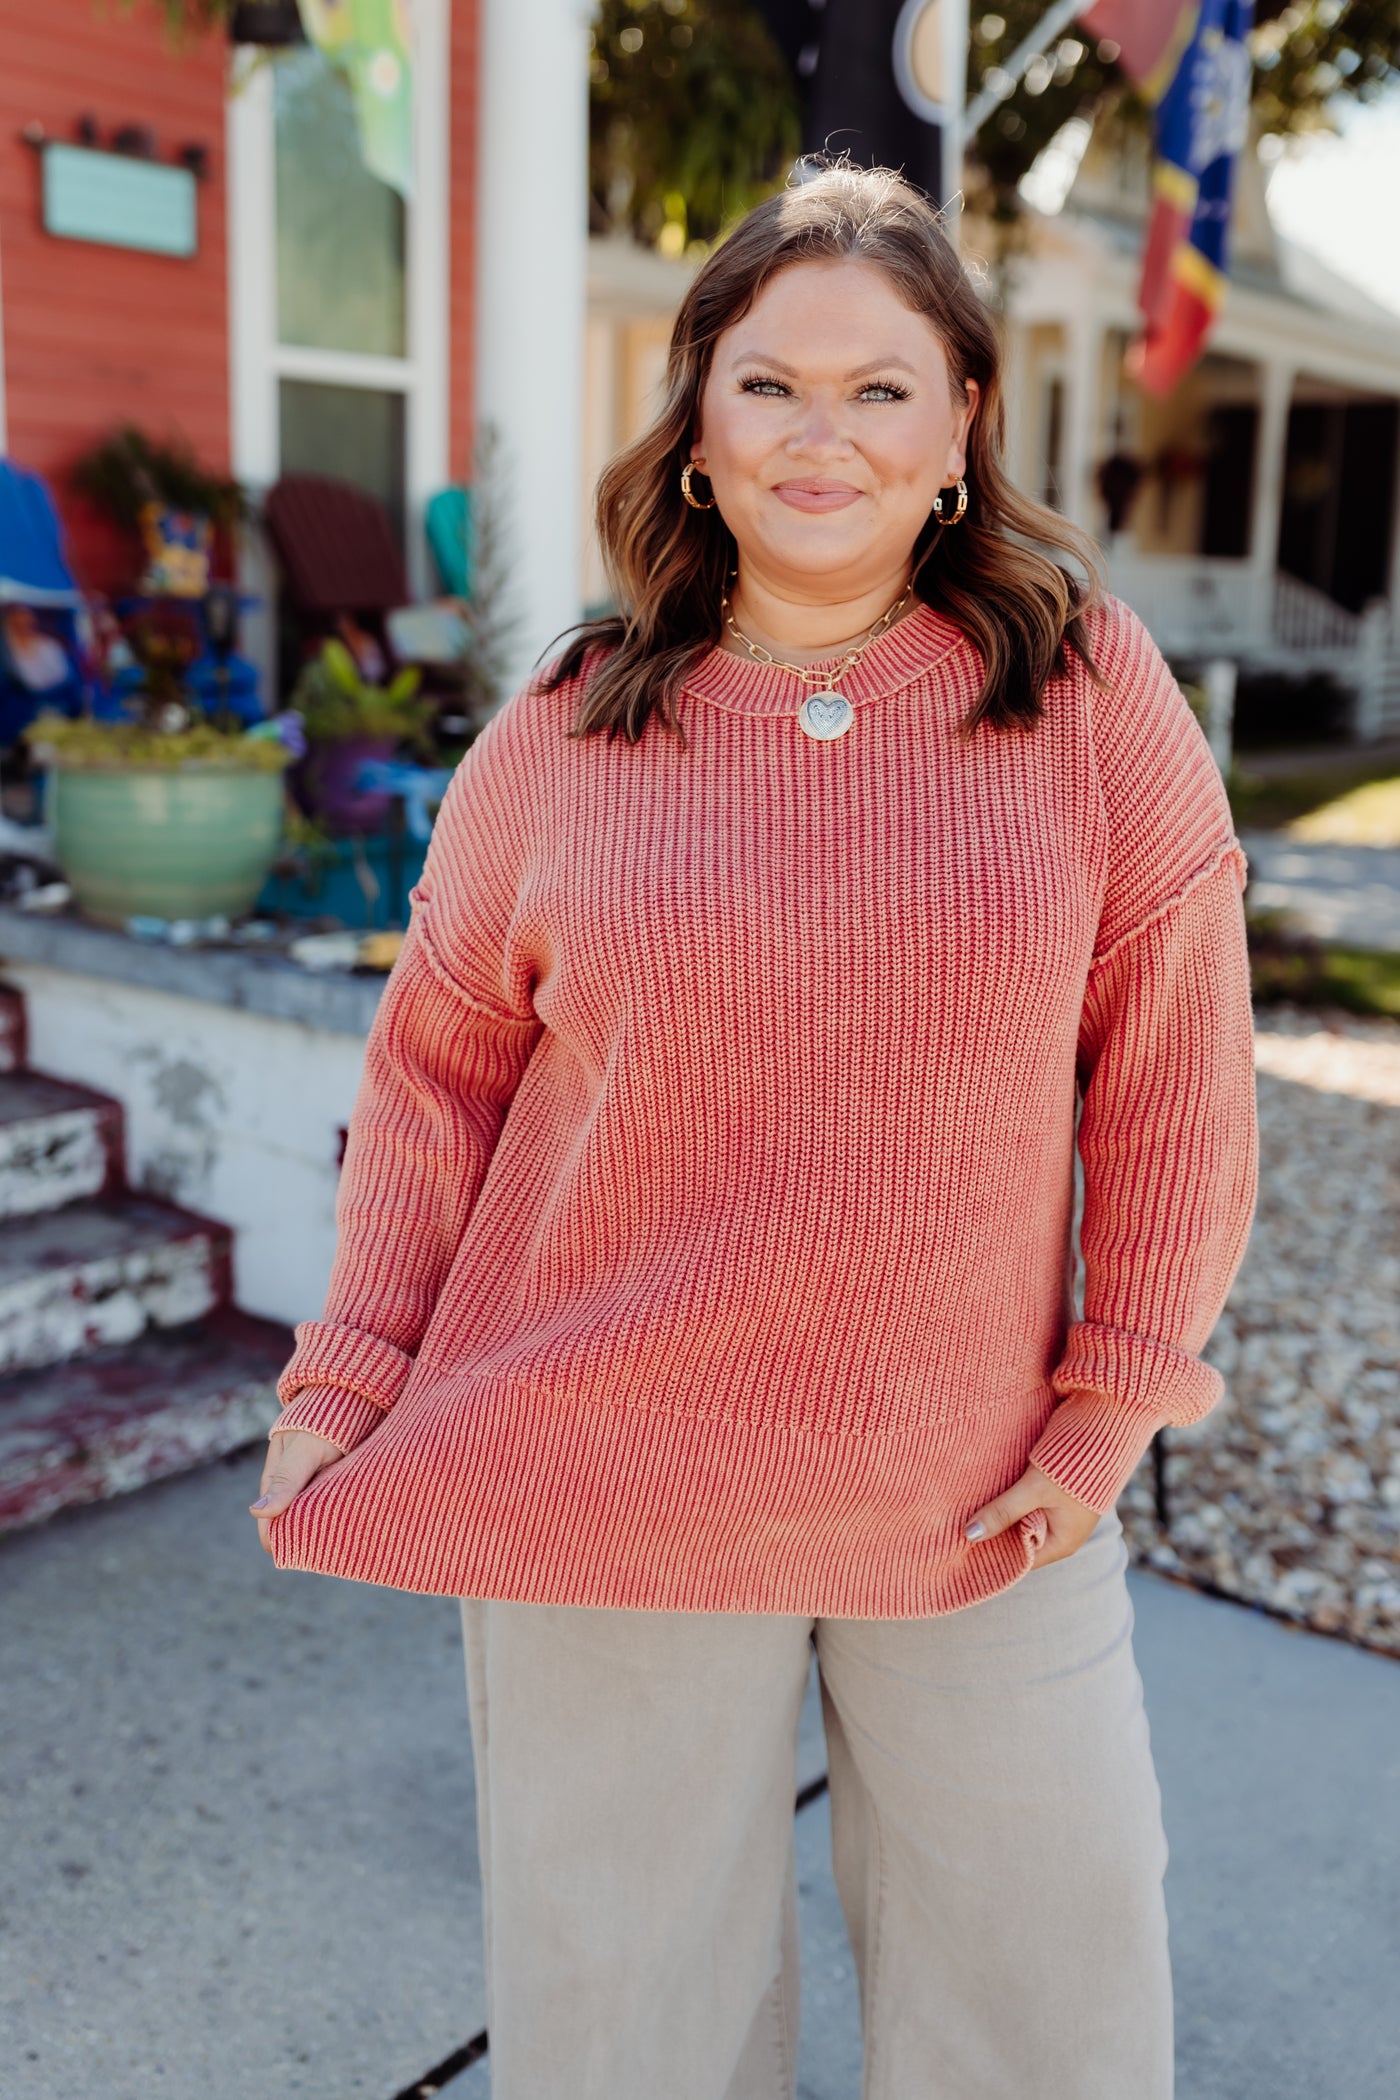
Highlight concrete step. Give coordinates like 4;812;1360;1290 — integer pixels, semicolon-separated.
0;1068;124;1218
0;1193;231;1377
0;1305;292;1533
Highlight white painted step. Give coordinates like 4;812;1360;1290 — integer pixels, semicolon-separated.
0;1194;231;1377
0;1070;124;1219
0;1305;291;1534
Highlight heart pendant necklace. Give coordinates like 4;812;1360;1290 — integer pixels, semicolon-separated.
798;688;854;741
721;577;914;743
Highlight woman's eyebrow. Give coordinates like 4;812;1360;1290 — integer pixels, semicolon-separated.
845;357;919;379
731;350;799;373
729;352;920;380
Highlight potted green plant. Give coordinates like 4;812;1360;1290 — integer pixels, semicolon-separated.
288;638;434;835
23;612;297;927
71;426;245;601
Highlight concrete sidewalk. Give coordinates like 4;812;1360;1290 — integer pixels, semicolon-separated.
3;1448;1397;2100
1241;829;1400;952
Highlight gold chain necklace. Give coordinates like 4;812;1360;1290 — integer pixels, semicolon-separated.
720;579;914;742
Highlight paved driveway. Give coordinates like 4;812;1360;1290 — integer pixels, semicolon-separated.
3;1449;1397;2100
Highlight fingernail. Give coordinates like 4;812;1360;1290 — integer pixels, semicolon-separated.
964;1519;986;1540
251;1495;272;1511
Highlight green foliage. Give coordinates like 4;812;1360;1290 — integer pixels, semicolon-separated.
965;5;1127;221
290;639;434;747
1227;754;1400;831
113;1;236;47
22;713;292;772
71;425;245;535
590;0;800;247
1247;910;1400;1017
590;2;1400;246
965;1;1400;222
1249;0;1400;139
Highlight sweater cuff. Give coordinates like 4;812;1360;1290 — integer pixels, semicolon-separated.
275;1321;416;1414
1030;1321;1227;1511
269;1384;385;1454
1028;1392;1164;1512
1052;1320;1223;1421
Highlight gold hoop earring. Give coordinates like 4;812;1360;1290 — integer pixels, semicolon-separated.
681;460;717;511
932;477;968;525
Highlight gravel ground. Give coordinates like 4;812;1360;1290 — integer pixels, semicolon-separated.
1120;1005;1400;1655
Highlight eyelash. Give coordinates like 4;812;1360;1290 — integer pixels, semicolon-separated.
737;374;912;403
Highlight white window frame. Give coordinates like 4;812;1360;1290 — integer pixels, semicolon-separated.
226;0;449;690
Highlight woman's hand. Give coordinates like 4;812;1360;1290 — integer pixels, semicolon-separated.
964;1462;1100;1569
249;1430;345;1556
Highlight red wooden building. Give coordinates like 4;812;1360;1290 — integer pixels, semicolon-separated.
0;0;503;667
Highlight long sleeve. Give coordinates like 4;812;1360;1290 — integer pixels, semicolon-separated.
1027;604;1259;1511
270;699;544;1452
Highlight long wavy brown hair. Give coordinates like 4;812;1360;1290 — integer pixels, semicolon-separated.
546;162;1103;741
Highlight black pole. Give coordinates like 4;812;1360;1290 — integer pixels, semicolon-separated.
754;0;956;209
1152;1427;1171;1532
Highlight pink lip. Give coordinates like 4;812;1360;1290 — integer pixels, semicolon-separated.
771;479;864;513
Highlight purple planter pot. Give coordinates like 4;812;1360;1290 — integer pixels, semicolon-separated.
291;735;400;836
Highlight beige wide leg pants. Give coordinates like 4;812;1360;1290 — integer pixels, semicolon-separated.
459;1507;1173;2100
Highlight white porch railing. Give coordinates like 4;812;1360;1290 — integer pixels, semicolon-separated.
1105;553;1400;739
1271;572;1364;651
1106;554;1267;653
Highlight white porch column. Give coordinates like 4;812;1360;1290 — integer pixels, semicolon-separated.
476;0;593;692
999;317;1030;499
1059;316;1101;534
1248;359;1294;647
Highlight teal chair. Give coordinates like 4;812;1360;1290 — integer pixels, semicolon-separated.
425;486;473;600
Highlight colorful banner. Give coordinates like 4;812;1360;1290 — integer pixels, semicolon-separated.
297;0;414;200
1128;0;1254;398
1077;1;1198;97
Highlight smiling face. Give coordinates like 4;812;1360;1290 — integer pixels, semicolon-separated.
692;256;979;606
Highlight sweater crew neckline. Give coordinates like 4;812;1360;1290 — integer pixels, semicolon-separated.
680;599;971;719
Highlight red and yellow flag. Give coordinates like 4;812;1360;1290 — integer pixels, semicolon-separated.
1125;1;1255;398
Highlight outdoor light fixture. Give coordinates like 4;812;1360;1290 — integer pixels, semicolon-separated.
891;0;968;202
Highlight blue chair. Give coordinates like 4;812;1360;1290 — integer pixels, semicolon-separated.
425;486;473;600
0;461;88;744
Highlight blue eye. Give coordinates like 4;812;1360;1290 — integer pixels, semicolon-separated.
736;373;911;402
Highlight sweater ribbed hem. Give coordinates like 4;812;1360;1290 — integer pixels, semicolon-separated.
266;1379;1060;1618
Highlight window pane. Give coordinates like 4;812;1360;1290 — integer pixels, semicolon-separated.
278;379;406;549
274;46;406;357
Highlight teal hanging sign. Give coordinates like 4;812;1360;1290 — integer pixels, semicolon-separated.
41;145;197;259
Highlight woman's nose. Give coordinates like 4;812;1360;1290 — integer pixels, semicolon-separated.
788;401;851;457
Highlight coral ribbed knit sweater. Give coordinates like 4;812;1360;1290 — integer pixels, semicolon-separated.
267;596;1258;1616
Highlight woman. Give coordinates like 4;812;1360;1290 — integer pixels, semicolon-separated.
251;166;1257;2098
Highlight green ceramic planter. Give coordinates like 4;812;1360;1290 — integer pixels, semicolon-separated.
50;765;287;925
